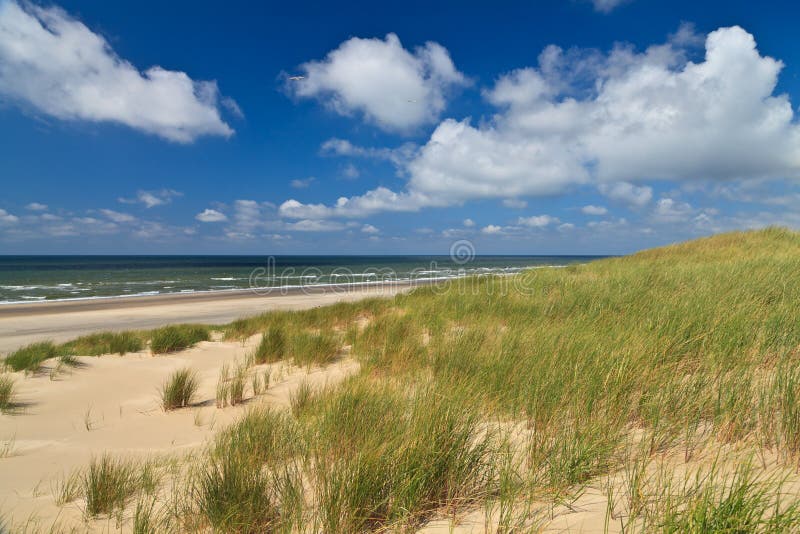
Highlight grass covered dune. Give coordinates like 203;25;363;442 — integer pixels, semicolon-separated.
7;228;800;531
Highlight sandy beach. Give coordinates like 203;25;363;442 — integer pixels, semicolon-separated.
0;283;412;355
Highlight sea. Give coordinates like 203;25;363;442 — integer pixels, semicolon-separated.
0;255;604;304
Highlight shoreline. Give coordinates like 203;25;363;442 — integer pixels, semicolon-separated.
0;282;416;354
0;279;422;317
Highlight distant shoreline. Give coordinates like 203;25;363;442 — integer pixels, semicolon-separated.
0;279;424;317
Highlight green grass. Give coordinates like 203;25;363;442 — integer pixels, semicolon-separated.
215;363;247;408
3;333;145;373
160;368;199;411
59;331;144;356
82;455;159;517
290;330;340;367
3;341;58;372
150;324;210;354
0;376;14;413
301;379;496;531
253;326;287;364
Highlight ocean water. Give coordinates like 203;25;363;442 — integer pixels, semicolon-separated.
0;255;603;304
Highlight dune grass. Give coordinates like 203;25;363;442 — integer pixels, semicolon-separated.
3;333;145;373
253;326;287;364
83;455;159;517
215;363;248;408
3;341;58;372
0;375;15;413
160;368;199;411
150;324;210;354
59;331;144;356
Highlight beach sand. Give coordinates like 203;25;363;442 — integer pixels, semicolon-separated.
0;283;412;354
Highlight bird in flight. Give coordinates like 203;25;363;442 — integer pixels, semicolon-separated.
288;75;306;81
407;99;417;103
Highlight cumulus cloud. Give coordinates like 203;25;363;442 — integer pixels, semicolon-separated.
289;33;467;132
463;218;475;227
0;1;235;142
581;205;608;215
119;189;182;208
25;202;47;211
291;25;800;221
195;209;227;222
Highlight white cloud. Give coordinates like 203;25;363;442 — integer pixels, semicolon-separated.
25;202;47;211
361;224;380;234
289;33;467;132
278;25;800;222
463;218;475;227
290;177;316;189
481;224;504;235
99;209;136;223
651;198;694;223
599;182;653;208
195;208;227;222
119;189;182;208
502;199;528;209
279;187;442;219
581;205;608;215
407;118;589;201
0;1;234;143
0;208;18;223
517;215;559;227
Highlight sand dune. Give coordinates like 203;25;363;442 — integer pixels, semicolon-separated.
0;335;359;531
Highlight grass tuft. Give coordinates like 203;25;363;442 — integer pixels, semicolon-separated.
83;455;140;517
290;330;340;367
253;327;287;364
59;331;144;356
150;325;210;354
160;368;199;411
4;342;58;372
0;376;15;413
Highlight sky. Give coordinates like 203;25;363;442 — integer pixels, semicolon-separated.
3;0;800;255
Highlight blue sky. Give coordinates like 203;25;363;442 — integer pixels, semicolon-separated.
3;0;800;255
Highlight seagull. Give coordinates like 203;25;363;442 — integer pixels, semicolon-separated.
407;99;417;103
288;75;306;81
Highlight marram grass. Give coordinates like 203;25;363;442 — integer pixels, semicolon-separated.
149;324;210;354
160;368;199;411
